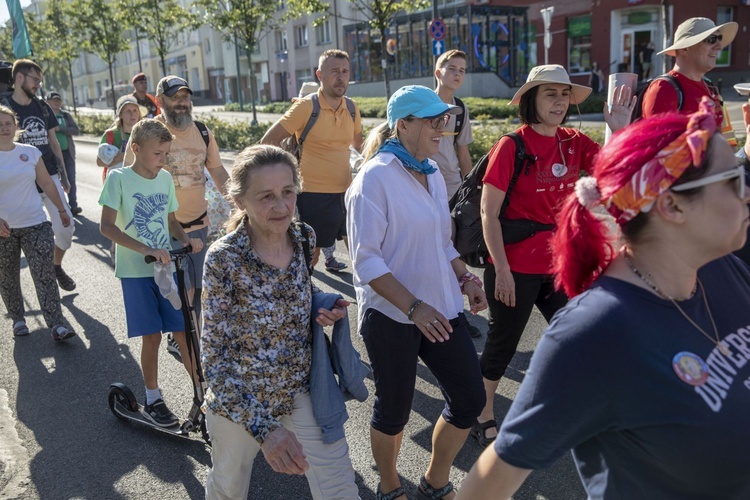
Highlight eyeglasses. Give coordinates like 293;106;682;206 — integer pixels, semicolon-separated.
703;34;723;45
22;73;42;85
415;114;450;130
671;165;745;199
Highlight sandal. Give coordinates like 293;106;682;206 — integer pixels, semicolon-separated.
470;419;498;448
324;257;347;272
415;476;454;500
376;483;406;500
13;321;29;337
51;325;75;342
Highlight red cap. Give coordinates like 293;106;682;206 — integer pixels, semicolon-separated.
132;72;146;84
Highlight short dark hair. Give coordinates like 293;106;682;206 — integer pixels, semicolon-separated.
518;85;572;126
12;59;42;80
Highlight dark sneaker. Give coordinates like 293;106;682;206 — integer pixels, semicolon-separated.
325;257;347;272
55;267;76;291
166;333;182;361
70;206;83;215
51;325;75;342
143;398;179;428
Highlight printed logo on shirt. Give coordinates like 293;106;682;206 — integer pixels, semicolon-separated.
690;326;750;413
124;192;170;249
20;116;49;148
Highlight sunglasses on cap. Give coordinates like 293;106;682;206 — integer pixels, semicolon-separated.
671;165;745;199
410;114;450;130
703;34;723;45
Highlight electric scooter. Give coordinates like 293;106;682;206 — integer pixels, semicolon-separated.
107;246;210;444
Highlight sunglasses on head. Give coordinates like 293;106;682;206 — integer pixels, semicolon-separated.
671;165;745;199
703;34;723;45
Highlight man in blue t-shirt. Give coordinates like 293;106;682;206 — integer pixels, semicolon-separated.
4;59;76;291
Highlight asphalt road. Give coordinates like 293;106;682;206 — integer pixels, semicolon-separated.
0;140;587;499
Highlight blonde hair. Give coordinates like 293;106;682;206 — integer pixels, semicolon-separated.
225;145;302;232
0;104;22;141
435;50;467;71
361;122;398;162
129;118;174;146
319;49;350;70
0;104;18;125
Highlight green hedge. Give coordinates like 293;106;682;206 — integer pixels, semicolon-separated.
76;111;606;165
225;94;607;121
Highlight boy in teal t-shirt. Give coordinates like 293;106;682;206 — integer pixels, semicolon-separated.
99;118;203;427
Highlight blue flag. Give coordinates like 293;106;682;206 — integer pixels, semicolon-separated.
6;0;33;58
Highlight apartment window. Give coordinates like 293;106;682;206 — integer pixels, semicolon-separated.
205;39;211;53
275;30;288;52
316;18;332;45
296;25;309;47
567;15;592;75
716;6;733;67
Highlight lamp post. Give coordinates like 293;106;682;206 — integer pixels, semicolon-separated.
541;6;554;65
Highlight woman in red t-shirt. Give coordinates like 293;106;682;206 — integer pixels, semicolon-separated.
471;65;634;447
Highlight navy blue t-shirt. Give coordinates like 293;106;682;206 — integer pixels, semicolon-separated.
495;255;750;499
7;96;57;175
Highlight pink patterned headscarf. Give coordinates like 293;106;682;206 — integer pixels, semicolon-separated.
603;97;718;224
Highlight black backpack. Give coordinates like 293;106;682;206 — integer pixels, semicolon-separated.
453;96;466;145
449;133;537;268
631;73;720;123
280;93;356;161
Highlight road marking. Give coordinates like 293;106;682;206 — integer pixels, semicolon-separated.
0;389;30;499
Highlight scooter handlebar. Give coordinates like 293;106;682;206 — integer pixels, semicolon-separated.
144;245;193;264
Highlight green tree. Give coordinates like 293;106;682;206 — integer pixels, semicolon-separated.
0;24;13;61
70;0;130;112
33;0;81;112
119;0;200;76
195;0;326;124
343;0;430;98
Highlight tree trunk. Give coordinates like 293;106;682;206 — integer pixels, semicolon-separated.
161;55;167;77
68;59;77;116
108;60;116;112
380;27;390;99
246;47;258;125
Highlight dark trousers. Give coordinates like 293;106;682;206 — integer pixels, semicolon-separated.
480;268;567;381
360;308;485;435
63;149;77;208
0;222;64;327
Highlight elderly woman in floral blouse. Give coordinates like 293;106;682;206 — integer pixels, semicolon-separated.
201;145;359;500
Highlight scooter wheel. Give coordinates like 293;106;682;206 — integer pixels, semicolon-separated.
108;383;139;418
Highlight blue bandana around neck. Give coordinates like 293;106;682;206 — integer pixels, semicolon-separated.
378;138;437;175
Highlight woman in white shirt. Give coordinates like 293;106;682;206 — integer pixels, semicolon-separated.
0;105;75;341
346;86;487;500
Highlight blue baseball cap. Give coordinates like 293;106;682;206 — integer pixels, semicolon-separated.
387;85;460;129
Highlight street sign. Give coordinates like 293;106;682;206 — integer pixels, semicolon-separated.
432;40;445;56
429;18;446;41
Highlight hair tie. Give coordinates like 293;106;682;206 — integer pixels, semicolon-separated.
575;176;601;210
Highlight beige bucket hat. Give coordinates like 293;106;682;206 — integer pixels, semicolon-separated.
510;64;592;105
298;81;319;98
659;17;738;57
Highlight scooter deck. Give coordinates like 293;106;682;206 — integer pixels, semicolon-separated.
111;399;190;437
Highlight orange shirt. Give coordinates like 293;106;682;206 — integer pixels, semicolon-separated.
279;89;362;193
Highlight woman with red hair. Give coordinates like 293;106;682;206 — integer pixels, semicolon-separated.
457;97;750;499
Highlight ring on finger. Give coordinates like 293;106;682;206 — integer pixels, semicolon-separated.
432;319;439;324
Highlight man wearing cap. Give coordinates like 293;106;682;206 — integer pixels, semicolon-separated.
3;59;76;292
641;17;738;146
47;92;82;215
124;75;228;323
261;49;363;268
131;73;160;118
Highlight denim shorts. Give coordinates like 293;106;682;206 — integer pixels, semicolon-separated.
121;275;185;338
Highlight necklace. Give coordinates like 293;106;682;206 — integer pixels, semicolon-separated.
624;254;730;357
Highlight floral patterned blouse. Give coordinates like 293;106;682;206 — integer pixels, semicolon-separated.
202;219;316;444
